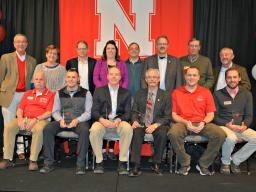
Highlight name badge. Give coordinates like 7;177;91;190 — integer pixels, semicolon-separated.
223;101;232;105
27;96;34;100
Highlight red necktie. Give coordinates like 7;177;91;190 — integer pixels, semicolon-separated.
146;92;153;126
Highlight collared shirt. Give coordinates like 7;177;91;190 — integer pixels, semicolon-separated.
125;58;144;96
188;54;199;63
226;86;239;99
158;55;167;90
108;84;119;120
172;85;216;122
216;62;233;91
144;88;158;124
18;88;55;118
78;58;89;90
16;51;26;62
52;87;92;122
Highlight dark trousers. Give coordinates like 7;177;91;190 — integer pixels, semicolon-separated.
43;121;90;167
131;125;168;165
168;123;225;168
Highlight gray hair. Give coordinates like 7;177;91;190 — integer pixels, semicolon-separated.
145;68;160;78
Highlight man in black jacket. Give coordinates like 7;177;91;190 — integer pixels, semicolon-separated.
129;68;171;177
90;67;132;175
66;40;96;94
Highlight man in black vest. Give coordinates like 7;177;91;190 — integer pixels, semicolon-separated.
40;69;92;175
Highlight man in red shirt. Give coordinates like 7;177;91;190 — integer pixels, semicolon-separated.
0;71;54;171
168;66;225;176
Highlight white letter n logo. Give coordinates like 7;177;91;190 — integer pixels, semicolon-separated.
95;0;155;57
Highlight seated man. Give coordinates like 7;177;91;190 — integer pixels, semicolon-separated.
90;67;132;175
214;67;256;175
0;71;54;171
168;66;225;176
40;69;92;175
129;69;170;177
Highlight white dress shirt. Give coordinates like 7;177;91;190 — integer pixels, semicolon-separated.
108;84;119;120
216;63;233;91
78;58;89;90
158;55;167;90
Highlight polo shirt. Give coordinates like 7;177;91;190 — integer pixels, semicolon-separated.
172;85;216;122
18;88;55;118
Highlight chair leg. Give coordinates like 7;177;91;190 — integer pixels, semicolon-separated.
92;153;95;170
246;158;251;175
86;151;89;170
127;149;130;171
169;148;173;173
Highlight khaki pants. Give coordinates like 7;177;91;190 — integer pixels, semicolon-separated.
90;121;133;163
4;119;48;161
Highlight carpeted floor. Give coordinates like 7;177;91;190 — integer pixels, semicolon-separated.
0;156;255;192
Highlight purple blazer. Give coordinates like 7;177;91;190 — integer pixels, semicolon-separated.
93;59;129;88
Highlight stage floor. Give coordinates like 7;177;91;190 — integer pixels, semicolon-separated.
0;155;256;192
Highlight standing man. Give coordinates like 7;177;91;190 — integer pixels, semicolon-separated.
125;42;144;97
0;34;37;158
0;71;54;171
40;69;92;175
180;38;214;89
168;66;225;176
141;35;183;93
214;67;256;175
66;40;96;94
90;67;132;175
129;69;171;177
214;47;251;91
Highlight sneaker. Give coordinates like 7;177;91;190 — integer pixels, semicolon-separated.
40;164;55;173
129;164;142;177
220;164;230;175
94;162;104;174
76;166;85;175
28;161;38;171
196;164;212;176
231;162;241;175
118;161;128;175
0;160;15;170
108;152;117;161
151;163;163;176
176;166;190;176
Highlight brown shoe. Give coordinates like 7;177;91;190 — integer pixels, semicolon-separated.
0;160;15;169
28;161;38;171
18;153;25;160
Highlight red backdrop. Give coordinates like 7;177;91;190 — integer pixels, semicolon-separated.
59;0;193;65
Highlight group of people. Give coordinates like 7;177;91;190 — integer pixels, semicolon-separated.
0;33;255;177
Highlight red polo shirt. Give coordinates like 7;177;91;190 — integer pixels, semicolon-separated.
172;85;216;122
18;88;55;118
16;54;26;92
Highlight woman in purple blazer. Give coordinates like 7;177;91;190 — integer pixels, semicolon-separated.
93;40;128;88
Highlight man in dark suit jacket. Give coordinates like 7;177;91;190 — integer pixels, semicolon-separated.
141;35;183;94
129;68;171;177
66;40;96;94
90;67;132;175
213;47;251;91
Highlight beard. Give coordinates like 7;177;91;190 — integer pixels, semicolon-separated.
227;82;238;89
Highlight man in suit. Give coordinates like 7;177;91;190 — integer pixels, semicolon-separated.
0;34;36;158
168;66;225;176
180;38;214;89
129;68;171;177
66;40;96;94
213;47;251;91
90;67;132;175
141;35;183;93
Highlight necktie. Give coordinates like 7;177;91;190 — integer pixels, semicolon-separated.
146;92;153;126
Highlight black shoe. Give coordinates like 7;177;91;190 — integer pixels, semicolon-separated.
151;163;163;176
76;166;85;175
118;161;128;175
94;162;104;174
129;165;142;177
231;162;241;175
39;164;55;173
176;166;191;176
108;152;117;161
196;164;212;176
